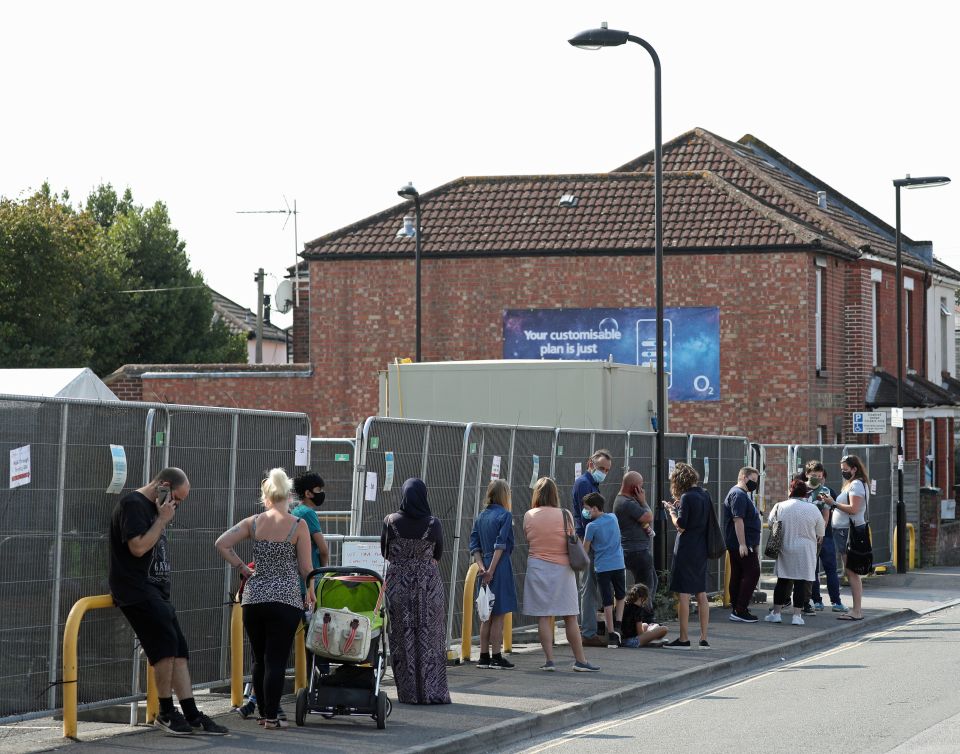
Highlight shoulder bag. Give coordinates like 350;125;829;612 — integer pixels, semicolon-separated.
763;512;784;560
562;509;590;572
705;498;725;560
845;483;874;575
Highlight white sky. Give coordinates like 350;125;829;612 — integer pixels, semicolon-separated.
3;1;958;330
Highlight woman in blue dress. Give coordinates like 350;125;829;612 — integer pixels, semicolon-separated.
469;478;518;669
663;462;712;650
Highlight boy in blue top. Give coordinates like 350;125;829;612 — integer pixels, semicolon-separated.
582;492;626;647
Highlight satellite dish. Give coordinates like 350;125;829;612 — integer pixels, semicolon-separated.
274;279;295;314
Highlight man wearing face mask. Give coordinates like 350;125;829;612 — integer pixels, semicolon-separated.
804;461;846;613
571;449;613;646
723;466;762;623
292;473;329;572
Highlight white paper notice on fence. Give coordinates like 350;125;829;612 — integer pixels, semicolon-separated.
9;445;30;489
668;459;677;478
941;499;956;520
529;455;540;489
365;472;378;501
703;457;710;485
574;462;582;478
295;435;309;467
490;455;501;481
106;445;127;494
342;541;387;576
871;479;877;495
384;451;395;492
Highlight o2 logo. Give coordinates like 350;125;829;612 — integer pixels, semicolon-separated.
693;375;715;396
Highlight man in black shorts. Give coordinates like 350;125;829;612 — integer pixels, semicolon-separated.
108;467;228;736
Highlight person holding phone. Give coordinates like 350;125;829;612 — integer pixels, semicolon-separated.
109;468;228;736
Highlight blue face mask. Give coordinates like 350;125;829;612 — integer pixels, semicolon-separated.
591;469;607;484
581;507;592;520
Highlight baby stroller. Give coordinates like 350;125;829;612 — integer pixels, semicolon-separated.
296;566;392;729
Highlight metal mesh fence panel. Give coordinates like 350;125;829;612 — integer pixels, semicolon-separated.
0;394;309;720
310;438;356;536
844;444;894;565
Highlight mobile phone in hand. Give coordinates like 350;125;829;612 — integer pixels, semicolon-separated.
157;485;170;505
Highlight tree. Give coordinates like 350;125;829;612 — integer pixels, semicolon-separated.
0;184;246;374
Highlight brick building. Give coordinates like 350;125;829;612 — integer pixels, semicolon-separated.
104;127;960;491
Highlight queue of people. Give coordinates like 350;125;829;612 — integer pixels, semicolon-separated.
106;454;871;737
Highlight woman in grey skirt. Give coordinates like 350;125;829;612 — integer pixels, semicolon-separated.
522;477;599;673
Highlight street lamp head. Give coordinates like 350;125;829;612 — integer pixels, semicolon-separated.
568;21;629;50
893;175;951;189
397;182;419;200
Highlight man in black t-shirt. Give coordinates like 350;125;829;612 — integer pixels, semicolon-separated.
723;466;762;623
108;467;227;737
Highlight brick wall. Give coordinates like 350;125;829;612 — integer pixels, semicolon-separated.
306;250;842;440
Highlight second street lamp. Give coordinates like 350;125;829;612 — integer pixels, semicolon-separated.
397;182;423;362
892;174;950;574
569;22;668;570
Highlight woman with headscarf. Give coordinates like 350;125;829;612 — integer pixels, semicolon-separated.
380;478;451;704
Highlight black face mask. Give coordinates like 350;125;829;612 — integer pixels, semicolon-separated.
311;490;325;506
841;471;854;481
745;479;758;493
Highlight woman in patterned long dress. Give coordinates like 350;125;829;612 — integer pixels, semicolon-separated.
215;468;316;728
380;478;451;705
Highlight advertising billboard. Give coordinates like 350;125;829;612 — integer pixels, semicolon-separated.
503;306;720;401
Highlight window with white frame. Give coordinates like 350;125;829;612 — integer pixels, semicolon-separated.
940;297;950;376
871;269;882;367
905;277;915;371
815;258;826;373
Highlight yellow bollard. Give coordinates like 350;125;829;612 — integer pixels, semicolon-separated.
460;563;480;662
504;612;512;653
62;594;115;739
294;627;306;691
723;551;732;607
892;524;918;571
145;665;158;723
230;601;244;707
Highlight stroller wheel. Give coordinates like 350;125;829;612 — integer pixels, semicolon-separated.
375;690;387;730
295;688;307;727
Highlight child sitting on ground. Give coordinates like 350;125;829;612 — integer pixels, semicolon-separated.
621;583;669;648
582;492;626;646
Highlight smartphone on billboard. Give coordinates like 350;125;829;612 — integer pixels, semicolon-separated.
636;318;673;389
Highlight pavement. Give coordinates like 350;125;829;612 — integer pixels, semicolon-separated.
3;567;958;754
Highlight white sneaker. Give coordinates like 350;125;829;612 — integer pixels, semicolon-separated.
764;612;782;623
792;614;805;626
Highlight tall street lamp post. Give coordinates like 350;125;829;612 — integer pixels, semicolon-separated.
569;23;668;569
398;182;423;362
893;174;950;574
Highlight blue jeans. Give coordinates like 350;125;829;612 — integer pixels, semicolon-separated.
810;532;841;605
579;560;600;637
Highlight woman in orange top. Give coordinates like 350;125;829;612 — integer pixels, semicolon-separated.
522;477;599;673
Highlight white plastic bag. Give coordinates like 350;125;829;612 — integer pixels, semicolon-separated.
476;583;495;622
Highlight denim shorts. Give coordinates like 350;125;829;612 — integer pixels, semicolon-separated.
622;636;641;648
833;527;849;555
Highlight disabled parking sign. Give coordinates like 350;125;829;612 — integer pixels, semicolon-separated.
852;412;886;433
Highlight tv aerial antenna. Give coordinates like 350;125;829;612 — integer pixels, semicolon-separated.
237;197;301;306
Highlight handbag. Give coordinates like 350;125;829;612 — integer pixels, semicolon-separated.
306;606;374;663
706;500;725;559
846;523;874;575
763;517;784;560
562;509;590;572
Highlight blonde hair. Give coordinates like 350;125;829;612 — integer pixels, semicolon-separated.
485;479;512;511
531;477;559;508
670;462;699;499
260;468;292;509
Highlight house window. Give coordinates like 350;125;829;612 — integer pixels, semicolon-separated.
904;278;915;371
872;281;881;367
940;297;951;376
925;418;936;487
815;258;826;374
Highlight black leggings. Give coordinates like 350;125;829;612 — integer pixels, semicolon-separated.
773;578;809;609
243;602;302;718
